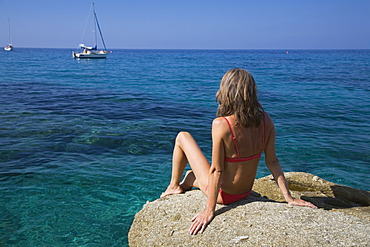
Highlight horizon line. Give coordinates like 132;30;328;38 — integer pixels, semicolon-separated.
5;47;370;50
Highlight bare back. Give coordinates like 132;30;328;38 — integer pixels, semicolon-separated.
215;112;274;194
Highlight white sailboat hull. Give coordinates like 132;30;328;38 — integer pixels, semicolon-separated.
4;45;13;51
72;50;107;59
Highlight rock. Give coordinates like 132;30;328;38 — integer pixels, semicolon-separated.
129;173;370;246
253;172;370;221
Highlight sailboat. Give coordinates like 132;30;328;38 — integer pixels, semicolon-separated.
4;18;13;51
72;3;108;59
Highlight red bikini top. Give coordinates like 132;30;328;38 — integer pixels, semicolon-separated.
223;116;265;163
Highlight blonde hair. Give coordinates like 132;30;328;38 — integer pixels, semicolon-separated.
216;68;264;128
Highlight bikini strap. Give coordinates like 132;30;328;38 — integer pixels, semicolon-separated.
223;117;240;157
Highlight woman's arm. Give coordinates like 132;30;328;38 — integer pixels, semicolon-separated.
264;115;317;208
189;118;226;234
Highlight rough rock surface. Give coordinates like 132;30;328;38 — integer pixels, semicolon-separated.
129;172;370;246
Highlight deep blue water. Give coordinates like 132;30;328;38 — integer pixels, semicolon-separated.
1;48;369;246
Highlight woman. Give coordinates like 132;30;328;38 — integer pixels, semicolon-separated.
161;68;316;235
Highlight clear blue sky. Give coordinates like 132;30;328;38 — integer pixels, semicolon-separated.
1;0;369;49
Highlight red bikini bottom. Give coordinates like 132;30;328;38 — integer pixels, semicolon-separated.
220;189;251;205
206;186;251;205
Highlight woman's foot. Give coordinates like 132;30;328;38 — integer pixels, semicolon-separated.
160;185;184;198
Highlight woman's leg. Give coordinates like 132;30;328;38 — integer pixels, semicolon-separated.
161;131;210;197
180;170;196;191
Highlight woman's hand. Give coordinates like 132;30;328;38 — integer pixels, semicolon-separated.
189;210;214;235
287;198;317;208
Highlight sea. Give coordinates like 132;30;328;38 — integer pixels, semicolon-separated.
1;48;369;246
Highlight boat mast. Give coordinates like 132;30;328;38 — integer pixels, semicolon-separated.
93;3;107;50
8;17;12;45
93;3;98;49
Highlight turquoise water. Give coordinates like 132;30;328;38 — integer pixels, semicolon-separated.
1;49;369;246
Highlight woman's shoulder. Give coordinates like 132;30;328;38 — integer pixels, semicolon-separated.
262;112;275;129
263;112;274;125
212;116;228;127
263;112;272;122
212;117;231;133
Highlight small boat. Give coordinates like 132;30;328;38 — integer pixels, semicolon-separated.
4;18;13;51
72;3;108;59
4;44;13;52
73;44;108;59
